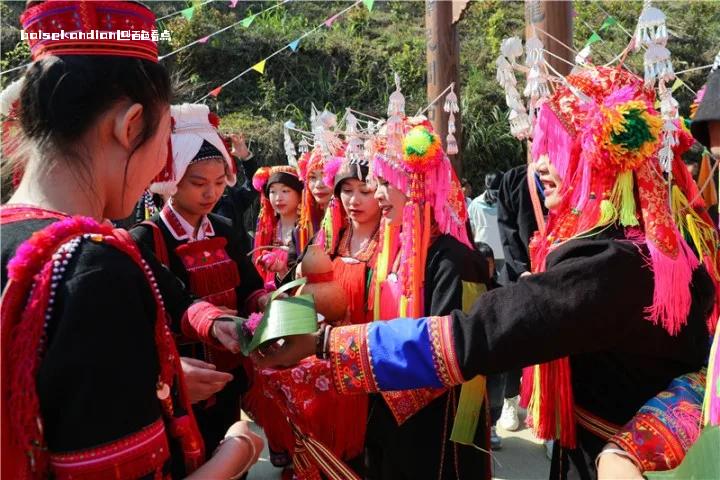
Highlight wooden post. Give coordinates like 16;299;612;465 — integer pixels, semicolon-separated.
426;0;462;173
525;0;574;76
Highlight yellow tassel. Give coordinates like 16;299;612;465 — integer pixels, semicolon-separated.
399;295;408;317
613;170;639;227
672;185;720;279
529;365;542;428
598;199;617;227
373;227;391;320
686;213;706;264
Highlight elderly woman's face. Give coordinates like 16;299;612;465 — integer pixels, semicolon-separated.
536;155;563;211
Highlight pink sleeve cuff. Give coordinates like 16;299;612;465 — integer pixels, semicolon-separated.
181;301;223;345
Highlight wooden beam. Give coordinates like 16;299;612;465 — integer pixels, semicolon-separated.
426;0;462;173
525;0;574;76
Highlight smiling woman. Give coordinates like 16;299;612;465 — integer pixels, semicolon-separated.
535;154;563;210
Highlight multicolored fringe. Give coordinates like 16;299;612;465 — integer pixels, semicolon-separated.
704;327;720;426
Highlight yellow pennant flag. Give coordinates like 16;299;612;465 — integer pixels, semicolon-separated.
251;59;266;74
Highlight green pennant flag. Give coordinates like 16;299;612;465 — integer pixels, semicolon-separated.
671;78;684;92
585;32;602;47
363;0;375;12
181;7;194;21
599;16;617;31
241;14;255;28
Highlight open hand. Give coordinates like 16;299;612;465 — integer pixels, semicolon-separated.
229;133;251;160
181;357;233;404
212;318;242;354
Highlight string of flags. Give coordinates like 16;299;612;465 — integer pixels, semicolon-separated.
157;0;214;22
579;12;696;96
159;0;291;61
197;0;372;102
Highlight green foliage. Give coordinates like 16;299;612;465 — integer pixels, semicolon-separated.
1;1;719;192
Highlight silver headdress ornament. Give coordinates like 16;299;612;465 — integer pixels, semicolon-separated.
523;36;550;104
344;108;365;164
634;0;668;51
495;35;532;139
443;84;459;155
283;120;298;167
634;1;677;173
385;73;405;163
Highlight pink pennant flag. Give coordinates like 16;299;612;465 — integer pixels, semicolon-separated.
198;36;210;43
324;15;338;28
229;0;239;7
209;86;223;98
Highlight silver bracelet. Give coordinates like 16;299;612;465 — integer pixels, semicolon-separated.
218;434;257;479
595;447;642;471
322;325;332;359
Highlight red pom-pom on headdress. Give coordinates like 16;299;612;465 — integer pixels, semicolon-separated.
252;167;272;193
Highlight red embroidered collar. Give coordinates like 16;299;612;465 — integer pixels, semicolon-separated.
159;203;214;242
0;204;69;225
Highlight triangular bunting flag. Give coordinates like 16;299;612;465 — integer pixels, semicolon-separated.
181;7;195;21
362;0;374;12
671;78;684;92
288;39;300;52
599;16;617;31
585;32;602;47
324;15;338;28
241;15;255;28
198;36;210;44
252;59;266;74
229;0;239;7
209;86;222;97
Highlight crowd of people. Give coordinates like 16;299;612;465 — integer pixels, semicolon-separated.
1;1;719;480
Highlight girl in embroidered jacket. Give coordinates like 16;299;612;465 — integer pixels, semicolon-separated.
252;166;303;288
365;118;492;479
131;103;271;455
1;2;262;479
258;67;718;480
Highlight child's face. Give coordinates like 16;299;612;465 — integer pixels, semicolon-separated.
269;182;301;217
174;159;227;216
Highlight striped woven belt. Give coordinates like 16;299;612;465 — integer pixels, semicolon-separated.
575;406;622;441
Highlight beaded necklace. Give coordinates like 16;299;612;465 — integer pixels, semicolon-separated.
337;222;380;262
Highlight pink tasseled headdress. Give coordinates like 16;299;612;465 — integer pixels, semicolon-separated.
369;116;470;317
